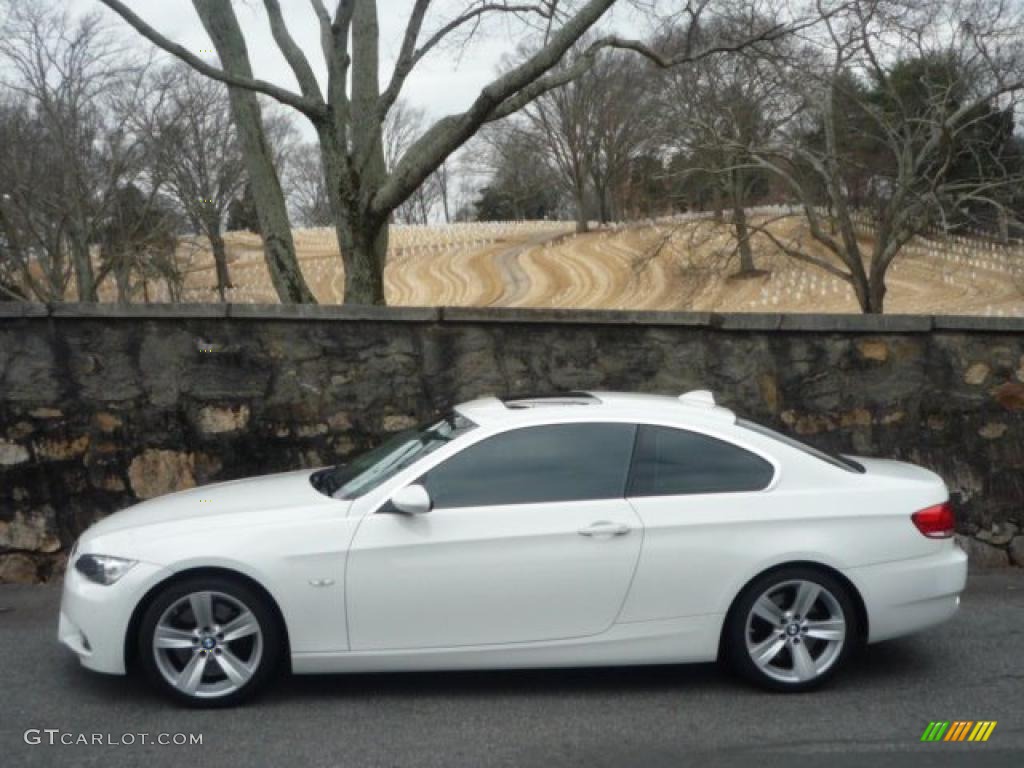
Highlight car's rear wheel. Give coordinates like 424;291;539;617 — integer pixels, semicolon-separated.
725;566;858;692
138;576;282;707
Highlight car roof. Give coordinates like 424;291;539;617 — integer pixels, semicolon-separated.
454;390;737;428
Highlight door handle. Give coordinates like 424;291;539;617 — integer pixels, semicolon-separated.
578;521;631;537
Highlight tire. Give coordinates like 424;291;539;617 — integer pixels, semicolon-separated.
724;566;859;692
138;575;283;707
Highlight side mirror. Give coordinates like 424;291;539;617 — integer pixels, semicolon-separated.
389;484;432;515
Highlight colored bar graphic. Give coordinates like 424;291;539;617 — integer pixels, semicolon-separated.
968;722;997;742
921;721;996;742
944;721;972;741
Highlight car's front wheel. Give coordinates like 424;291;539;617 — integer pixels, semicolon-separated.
725;566;859;692
138;576;282;707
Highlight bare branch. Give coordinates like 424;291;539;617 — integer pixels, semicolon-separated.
374;0;617;215
745;216;854;281
488;18;805;122
311;0;354;145
378;0;433;118
94;0;326;118
262;0;325;103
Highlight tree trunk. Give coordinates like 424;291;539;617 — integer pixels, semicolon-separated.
864;253;888;313
114;260;131;303
441;187;451;224
437;164;451;224
850;271;885;313
316;122;388;305
732;202;756;274
730;168;755;274
574;183;588;233
865;277;885;313
597;185;610;224
69;232;97;302
206;223;232;302
193;0;314;304
104;245;131;303
341;214;388;305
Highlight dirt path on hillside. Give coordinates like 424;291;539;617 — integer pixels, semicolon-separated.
489;230;574;306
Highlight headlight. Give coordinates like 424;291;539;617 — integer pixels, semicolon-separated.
74;554;138;585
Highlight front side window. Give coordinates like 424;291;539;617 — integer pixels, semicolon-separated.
422;422;636;509
628;425;774;497
311;413;477;499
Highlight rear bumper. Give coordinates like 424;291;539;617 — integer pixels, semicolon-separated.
58;559;173;675
844;543;968;643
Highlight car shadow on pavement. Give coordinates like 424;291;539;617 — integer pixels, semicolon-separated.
267;662;735;703
264;636;935;704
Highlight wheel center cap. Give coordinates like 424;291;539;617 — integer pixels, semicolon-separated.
201;636;217;650
785;623;800;636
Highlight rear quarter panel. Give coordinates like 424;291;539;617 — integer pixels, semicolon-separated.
619;452;949;623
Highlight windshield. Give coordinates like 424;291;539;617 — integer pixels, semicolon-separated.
310;412;477;499
737;418;865;473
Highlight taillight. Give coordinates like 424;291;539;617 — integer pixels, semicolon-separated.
911;502;955;538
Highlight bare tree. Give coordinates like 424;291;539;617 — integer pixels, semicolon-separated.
139;65;248;301
658;13;797;275
0;97;73;301
522;41;601;232
384;99;443;224
750;0;1024;312
0;3;147;301
383;98;426;174
469;121;568;219
97;184;181;303
189;0;315;303
286;143;335;228
435;159;454;223
96;0;797;304
262;104;303;183
587;51;658;223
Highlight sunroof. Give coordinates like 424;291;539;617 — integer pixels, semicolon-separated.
502;391;600;408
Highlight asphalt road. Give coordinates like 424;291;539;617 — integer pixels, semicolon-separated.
1;572;1022;768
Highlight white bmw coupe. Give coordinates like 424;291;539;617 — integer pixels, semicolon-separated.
60;391;967;706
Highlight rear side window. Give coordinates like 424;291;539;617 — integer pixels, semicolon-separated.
422;423;636;509
628;425;774;496
737;418;865;473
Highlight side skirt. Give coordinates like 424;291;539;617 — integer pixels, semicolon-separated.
290;614;723;674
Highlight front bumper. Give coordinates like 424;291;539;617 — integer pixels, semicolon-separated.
845;543;968;643
58;558;173;675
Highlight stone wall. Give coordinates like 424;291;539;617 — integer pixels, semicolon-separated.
1;303;1022;582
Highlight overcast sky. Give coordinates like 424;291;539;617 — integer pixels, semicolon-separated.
71;0;651;138
73;1;514;124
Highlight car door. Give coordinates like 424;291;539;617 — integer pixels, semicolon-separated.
346;422;643;650
619;423;778;623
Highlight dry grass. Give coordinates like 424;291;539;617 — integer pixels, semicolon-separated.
95;216;1024;315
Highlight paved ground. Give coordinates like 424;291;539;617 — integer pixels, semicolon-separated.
1;571;1021;768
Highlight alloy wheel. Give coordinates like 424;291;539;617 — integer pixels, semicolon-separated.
743;579;847;685
152;590;264;699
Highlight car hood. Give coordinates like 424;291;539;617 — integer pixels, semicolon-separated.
80;468;343;546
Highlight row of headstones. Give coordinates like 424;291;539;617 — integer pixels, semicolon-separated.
847;215;1024;258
